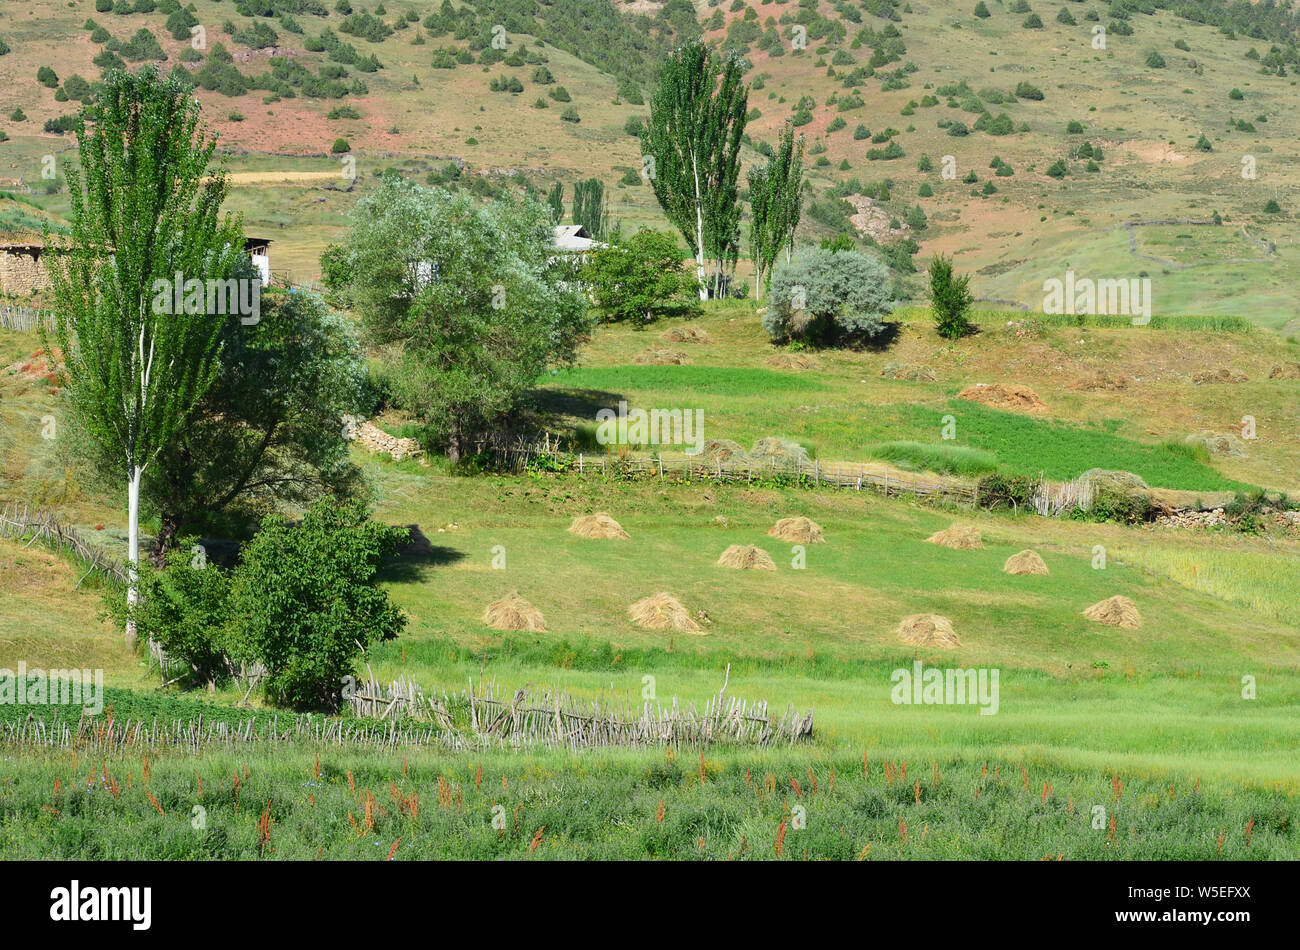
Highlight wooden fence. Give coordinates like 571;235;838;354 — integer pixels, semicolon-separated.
510;448;979;506
0;302;55;332
0;501;129;586
346;668;814;750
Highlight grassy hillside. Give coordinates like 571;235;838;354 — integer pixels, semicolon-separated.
1;0;1299;323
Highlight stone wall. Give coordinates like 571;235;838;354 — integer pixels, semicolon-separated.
0;248;49;295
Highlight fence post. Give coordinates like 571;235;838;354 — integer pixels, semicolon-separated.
579;453;583;475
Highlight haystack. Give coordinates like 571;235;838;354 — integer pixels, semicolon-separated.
483;594;547;632
1082;595;1141;628
750;437;811;468
568;513;630;539
634;347;690;365
897;614;961;648
660;325;713;344
957;383;1047;413
768;516;825;544
716;544;776;570
1185;431;1246;459
1003;549;1049;576
628;593;701;633
765;353;821;370
925;524;984;549
698;439;751;466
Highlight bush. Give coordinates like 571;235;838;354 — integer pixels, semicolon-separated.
928;253;974;339
37;66;59;88
764;247;894;344
1023;13;1043;27
1067;120;1084;133
581;228;701;323
331;137;351;153
1195;133;1212;151
548;85;571;102
1014;81;1044;100
974;1;991;17
1145;51;1166;68
977;473;1039;511
560;106;581;122
1228;88;1244;100
226;500;407;711
1046;158;1067;178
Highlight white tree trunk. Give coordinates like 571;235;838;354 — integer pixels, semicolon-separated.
691;155;708;301
125;463;142;650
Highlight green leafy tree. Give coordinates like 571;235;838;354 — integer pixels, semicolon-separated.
747;119;804;298
581;228;702;323
226;499;407;711
764;247;893;344
44;66;245;647
339;180;589;462
641;40;749;299
546;181;564;225
928;253;974;339
572;177;612;241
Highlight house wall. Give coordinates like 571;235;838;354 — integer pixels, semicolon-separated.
0;249;49;295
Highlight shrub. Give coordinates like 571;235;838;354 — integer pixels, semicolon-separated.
1264;199;1281;213
1228;88;1244;100
37;66;59;88
1195;133;1212;151
1056;7;1076;25
764;247;894;344
1067;120;1084;133
1014;81;1044;100
1046;158;1067;178
560;106;581;122
226;499;407;712
928;253;974;339
1023;13;1043;27
974;1;991;17
331;137;351;153
581;228;701;323
549;85;571;102
1145;50;1166;68
918;182;933;196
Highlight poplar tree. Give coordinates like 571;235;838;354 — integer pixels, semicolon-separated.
748;120;804;298
641;41;748;300
571;178;611;241
44;67;245;647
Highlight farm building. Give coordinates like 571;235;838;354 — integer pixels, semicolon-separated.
552;224;598;252
0;236;273;296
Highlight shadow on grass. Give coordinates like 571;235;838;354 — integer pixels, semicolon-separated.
531;386;625;418
380;524;465;582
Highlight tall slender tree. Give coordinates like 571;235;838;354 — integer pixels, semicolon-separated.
748;120;805;298
641;41;748;300
571;178;612;241
44;67;245;646
546;182;564;225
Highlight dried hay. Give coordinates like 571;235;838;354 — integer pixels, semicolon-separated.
628;592;701;633
697;439;751;466
568;512;630;539
1192;368;1248;385
1185;431;1246;459
1003;549;1049;576
956;383;1048;413
660;325;713;344
897;614;961;648
767;516;825;544
749;437;812;467
765;353;821;370
483;593;547;632
716;544;776;570
925;524;984;550
634;347;690;365
880;362;936;382
1082;595;1141;628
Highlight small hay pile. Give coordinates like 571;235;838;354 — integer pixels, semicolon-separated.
628;593;701;632
768;516;825;544
660;326;713;344
957;383;1048;413
1082;595;1141;628
1185;431;1246;459
568;513;630;539
765;353;821;370
1268;362;1300;380
750;437;811;468
483;593;547;632
698;439;751;466
1192;368;1248;385
897;614;961;648
634;347;690;365
1003;549;1049;576
880;362;936;382
716;544;776;570
925;524;984;550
